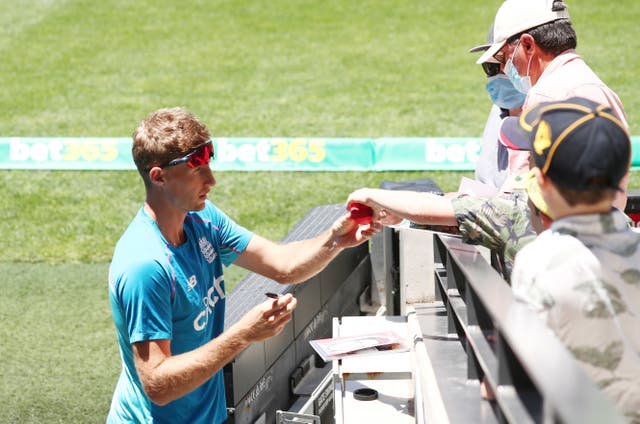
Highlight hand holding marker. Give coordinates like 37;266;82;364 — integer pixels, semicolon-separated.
347;202;373;225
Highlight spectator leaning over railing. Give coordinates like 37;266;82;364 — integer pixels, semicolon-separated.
505;97;640;423
345;162;553;283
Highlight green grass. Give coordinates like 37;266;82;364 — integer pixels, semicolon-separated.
0;263;115;423
1;0;639;422
0;169;468;264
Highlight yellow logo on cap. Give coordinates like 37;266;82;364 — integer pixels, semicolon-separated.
533;120;552;155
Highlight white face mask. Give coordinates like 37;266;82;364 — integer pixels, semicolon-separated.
504;39;533;94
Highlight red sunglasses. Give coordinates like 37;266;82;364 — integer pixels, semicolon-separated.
159;140;214;169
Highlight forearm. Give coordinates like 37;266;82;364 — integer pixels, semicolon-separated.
137;295;296;405
235;215;366;284
136;326;250;405
269;232;343;284
351;189;458;226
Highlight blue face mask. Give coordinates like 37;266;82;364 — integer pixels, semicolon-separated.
485;74;526;109
504;40;532;94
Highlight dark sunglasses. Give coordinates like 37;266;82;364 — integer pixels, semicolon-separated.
159;140;214;169
482;62;501;77
493;36;520;64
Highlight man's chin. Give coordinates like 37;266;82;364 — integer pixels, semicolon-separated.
193;200;207;211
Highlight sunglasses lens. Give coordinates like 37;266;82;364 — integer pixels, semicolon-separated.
187;143;213;168
482;62;501;77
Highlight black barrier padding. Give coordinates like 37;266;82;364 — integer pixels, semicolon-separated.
379;178;443;195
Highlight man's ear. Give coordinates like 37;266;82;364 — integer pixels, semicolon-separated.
520;33;536;54
148;167;165;186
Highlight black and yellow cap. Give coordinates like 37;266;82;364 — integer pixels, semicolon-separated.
499;97;630;191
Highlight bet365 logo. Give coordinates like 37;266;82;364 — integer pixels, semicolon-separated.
215;138;326;163
9;138;119;162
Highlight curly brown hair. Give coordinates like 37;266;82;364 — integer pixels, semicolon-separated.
132;107;211;183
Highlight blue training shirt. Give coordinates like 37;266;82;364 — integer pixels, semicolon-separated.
107;200;253;424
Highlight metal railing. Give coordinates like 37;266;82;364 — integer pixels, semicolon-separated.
432;233;625;424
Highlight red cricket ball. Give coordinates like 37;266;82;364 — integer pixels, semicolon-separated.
348;202;374;225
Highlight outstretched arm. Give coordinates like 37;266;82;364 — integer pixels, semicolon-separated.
234;213;376;284
133;294;297;405
346;188;458;227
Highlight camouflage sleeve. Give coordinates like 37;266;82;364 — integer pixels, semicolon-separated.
451;193;527;250
452;192;536;281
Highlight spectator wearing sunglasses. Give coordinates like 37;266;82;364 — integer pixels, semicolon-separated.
106;107;376;424
473;0;628;208
469;25;526;190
